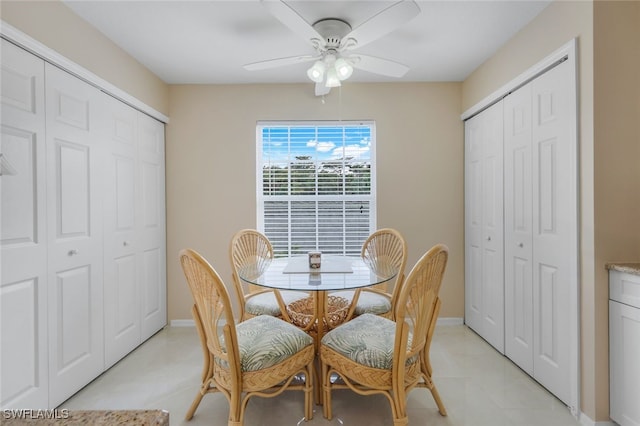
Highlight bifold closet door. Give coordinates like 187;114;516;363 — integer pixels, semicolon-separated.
103;94;166;365
45;63;105;407
103;94;141;368
504;59;575;405
464;100;505;353
0;39;49;409
137;113;166;340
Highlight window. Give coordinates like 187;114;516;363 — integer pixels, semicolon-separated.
257;121;376;257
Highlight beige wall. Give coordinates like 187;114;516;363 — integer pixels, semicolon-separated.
166;82;465;321
593;0;640;418
463;0;640;421
6;0;639;422
0;0;170;116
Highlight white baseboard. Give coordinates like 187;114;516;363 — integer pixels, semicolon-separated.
436;317;464;326
170;319;195;327
579;412;616;426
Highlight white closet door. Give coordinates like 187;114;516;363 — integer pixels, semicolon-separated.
504;84;534;374
137;113;166;340
530;60;575;405
464;112;483;332
504;59;576;405
45;64;104;407
103;94;141;368
0;39;49;409
465;100;504;352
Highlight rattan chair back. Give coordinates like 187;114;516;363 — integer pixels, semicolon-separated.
229;229;277;319
320;243;449;426
394;243;448;368
361;228;408;297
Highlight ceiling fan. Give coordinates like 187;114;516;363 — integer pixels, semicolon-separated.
244;0;421;96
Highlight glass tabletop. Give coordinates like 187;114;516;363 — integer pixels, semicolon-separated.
238;255;397;291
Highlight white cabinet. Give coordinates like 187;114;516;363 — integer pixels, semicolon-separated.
464;50;578;409
0;39;166;409
609;269;640;426
464;100;505;353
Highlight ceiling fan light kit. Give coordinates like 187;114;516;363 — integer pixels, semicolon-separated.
246;0;421;96
306;53;354;88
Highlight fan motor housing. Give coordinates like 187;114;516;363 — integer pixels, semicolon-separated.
312;18;352;47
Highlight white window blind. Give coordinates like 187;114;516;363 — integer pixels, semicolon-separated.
257;121;376;257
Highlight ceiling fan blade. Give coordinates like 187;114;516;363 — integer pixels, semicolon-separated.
350;54;410;78
342;0;420;50
261;0;324;47
315;82;331;97
244;54;318;71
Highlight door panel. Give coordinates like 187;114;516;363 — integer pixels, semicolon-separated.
480;102;504;352
45;63;104;407
531;60;575;406
137;113;166;339
464;101;504;352
103;95;140;368
504;83;534;372
0;39;48;409
465;115;483;332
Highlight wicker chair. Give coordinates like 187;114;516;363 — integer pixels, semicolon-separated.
333;228;408;321
320;244;449;426
179;249;315;425
229;229;308;321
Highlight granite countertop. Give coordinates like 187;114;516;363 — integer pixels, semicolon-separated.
1;410;169;425
606;262;640;276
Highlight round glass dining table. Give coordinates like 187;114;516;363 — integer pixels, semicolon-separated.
238;254;398;348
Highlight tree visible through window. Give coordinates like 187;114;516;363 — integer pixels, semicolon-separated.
257;122;376;257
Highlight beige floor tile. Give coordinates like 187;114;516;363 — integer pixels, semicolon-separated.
60;325;580;426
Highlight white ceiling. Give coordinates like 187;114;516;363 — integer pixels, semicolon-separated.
62;0;551;85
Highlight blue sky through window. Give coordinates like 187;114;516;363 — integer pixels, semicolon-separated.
261;125;371;163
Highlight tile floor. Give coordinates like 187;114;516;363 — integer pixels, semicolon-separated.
60;324;580;426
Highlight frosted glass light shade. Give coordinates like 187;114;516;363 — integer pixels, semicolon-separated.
334;58;353;80
307;61;326;83
325;67;341;87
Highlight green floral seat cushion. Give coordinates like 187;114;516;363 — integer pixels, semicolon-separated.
219;315;313;372
245;290;308;316
331;290;392;315
321;313;416;370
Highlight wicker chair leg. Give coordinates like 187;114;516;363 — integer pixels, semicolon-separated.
185;391;204;420
304;364;314;420
228;390;243;426
321;362;333;419
313;358;322;406
393;417;409;426
430;385;447;416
